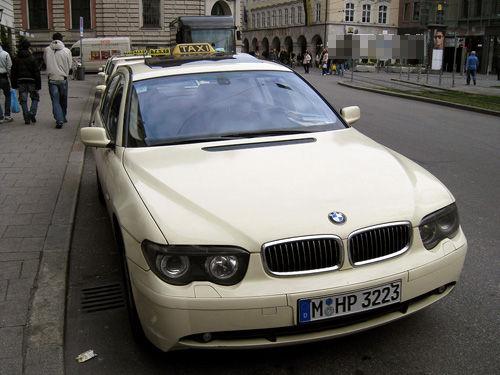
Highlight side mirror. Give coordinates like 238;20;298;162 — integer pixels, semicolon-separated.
340;106;360;125
98;72;105;78
98;66;104;73
80;127;112;148
95;84;106;93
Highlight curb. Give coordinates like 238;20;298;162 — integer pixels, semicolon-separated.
23;84;95;375
338;81;500;117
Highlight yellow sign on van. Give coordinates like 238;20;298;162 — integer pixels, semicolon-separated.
149;48;171;56
172;43;216;56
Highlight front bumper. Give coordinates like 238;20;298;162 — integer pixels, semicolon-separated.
129;234;467;352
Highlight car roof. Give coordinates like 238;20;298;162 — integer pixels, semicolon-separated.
122;53;292;81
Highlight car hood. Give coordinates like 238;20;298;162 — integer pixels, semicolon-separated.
123;128;454;252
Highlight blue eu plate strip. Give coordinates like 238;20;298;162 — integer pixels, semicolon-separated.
299;300;311;322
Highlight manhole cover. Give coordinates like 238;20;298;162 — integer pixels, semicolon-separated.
80;283;125;313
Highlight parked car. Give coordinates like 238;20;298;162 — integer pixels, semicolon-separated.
80;44;467;352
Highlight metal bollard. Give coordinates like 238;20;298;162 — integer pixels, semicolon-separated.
407;65;410;80
439;69;442;86
417;67;421;82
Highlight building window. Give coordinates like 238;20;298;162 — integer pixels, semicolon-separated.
284;9;288;25
345;3;354;22
252;13;255;28
298;6;302;24
412;2;420;21
272;10;276;26
142;0;161;28
279;9;282;25
362;4;371;23
291;7;295;24
257;13;260;28
267;11;270;27
403;3;410;21
71;0;91;29
378;5;387;23
315;3;321;22
28;0;48;29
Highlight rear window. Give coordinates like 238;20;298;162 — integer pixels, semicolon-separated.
127;70;345;147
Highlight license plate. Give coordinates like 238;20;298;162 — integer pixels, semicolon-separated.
298;280;401;323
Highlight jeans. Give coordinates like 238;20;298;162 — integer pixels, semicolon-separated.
48;79;68;123
0;75;11;119
338;63;345;76
466;69;477;84
18;83;39;123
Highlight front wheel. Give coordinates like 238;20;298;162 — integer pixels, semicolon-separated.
114;222;152;348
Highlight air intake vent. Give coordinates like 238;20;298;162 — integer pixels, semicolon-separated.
262;235;343;276
348;222;412;266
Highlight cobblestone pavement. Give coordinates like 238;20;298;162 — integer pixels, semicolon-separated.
0;73;97;375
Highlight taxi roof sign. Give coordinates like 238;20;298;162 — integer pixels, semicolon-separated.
173;43;216;56
124;49;148;56
149;48;171;56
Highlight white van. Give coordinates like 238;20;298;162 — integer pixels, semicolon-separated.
70;37;131;72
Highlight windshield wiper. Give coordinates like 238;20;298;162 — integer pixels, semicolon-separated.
223;129;315;138
152;135;243;146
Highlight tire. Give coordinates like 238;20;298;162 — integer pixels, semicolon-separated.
96;169;105;205
114;221;155;349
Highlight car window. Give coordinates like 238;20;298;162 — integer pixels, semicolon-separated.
128;70;345;147
106;84;123;141
100;75;120;123
100;74;122;141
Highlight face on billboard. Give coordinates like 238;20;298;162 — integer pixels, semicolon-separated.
434;29;444;50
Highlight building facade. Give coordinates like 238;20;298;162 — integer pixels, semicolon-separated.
0;0;15;54
444;0;500;74
14;0;241;61
241;0;399;61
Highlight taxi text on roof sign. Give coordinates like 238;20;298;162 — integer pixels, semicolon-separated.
172;43;216;55
124;49;148;56
149;48;171;56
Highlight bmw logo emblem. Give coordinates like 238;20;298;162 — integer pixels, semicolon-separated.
328;211;346;224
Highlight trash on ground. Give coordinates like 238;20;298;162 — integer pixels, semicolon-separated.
76;349;98;363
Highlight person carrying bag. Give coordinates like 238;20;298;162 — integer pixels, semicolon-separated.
0;41;13;123
11;40;41;124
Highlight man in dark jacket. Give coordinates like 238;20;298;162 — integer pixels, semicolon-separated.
11;40;41;124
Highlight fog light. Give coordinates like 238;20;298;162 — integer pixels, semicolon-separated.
202;332;213;342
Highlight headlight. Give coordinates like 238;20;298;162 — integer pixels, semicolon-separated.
419;203;460;250
141;240;249;286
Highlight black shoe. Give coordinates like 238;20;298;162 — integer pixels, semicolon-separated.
30;113;36;123
473;81;476;85
56;122;63;129
25;120;31;125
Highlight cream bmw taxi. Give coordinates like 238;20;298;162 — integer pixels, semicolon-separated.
80;44;467;352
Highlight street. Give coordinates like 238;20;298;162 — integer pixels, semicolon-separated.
65;71;500;374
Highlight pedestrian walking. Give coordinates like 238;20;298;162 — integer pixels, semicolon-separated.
337;58;345;77
0;41;13;123
43;32;72;128
11;40;41;125
303;50;311;74
465;51;479;86
321;48;329;76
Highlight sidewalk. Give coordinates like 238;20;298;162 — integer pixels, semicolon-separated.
0;73;97;375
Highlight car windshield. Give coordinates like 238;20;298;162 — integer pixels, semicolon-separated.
127;70;345;147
